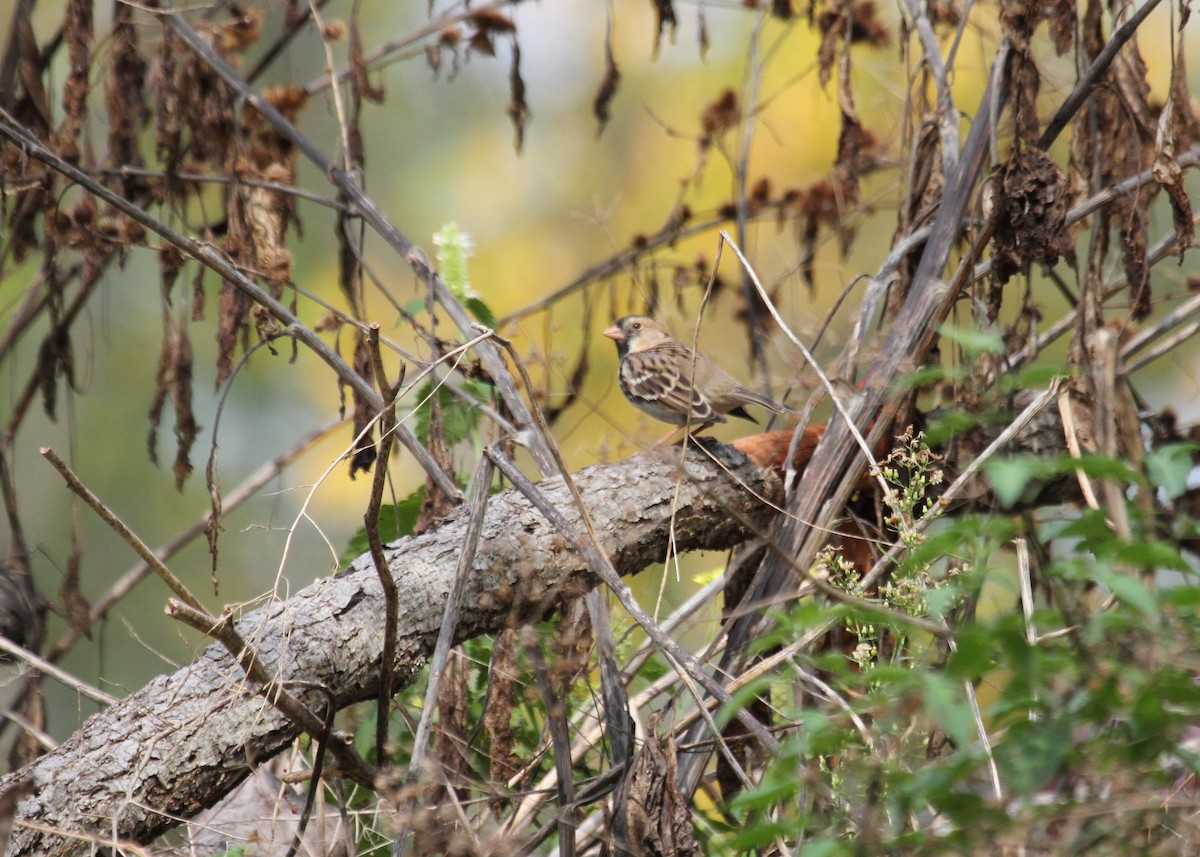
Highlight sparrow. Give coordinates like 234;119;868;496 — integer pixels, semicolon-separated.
603;316;788;428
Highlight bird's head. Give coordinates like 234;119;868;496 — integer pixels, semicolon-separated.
603;316;671;356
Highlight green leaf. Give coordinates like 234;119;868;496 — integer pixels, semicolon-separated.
1092;567;1157;616
925;582;962;621
465;296;497;329
1010;363;1067;388
1146;443;1197;499
997;719;1071;795
945;626;994;679
1049;508;1113;547
923;409;986;446
723;676;774;725
1069;452;1141;483
897;364;952;391
413;378;494;447
1115;539;1188;571
724;819;792;850
1164;585;1200;608
799;840;850;857
354;708;379;758
984;455;1045;508
341;488;426;566
727;774;797;814
939;323;1004;355
920;673;974;748
987;452;1143;510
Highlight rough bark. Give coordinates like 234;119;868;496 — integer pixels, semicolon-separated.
0;443;780;856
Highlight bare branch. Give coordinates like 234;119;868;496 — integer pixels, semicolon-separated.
1;445;779;856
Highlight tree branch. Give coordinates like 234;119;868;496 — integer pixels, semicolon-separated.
0;445;780;857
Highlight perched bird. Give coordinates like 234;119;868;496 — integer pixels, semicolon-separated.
603;316;788;429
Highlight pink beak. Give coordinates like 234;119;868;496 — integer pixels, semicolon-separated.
602;324;623;341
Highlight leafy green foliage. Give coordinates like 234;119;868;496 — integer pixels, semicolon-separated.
465;296;497;329
412;378;495;448
1146;442;1198;499
340;487;425;567
711;431;1200;854
939;322;1004;355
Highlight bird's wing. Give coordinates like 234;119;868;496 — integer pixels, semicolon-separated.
622;343;722;423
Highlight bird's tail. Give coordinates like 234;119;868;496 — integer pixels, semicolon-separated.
739;388;789;414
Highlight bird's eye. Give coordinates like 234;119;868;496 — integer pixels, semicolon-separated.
631;321;641;331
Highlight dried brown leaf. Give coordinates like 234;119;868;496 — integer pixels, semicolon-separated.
36;325;74;422
817;0;889;86
1;3;54;262
425;44;442;75
3;183;49;265
160;245;185;298
426;650;470;808
55;0;93;166
927;0;962;27
214;7;262;53
153;30;182;175
0;565;44;656
553;599;593;689
415;411;457;530
508;41;530;153
170;326;198;490
243;165;294;290
1046;0;1075;54
214;277;252;388
593;30;621;133
469;29;496;57
988;147;1072;291
313;312;343;334
349;13;384;105
348;334;376;479
1069;0;1158;321
485;628;520;813
614;720;701;857
1000;0;1042;46
826;47;879;267
249;303;281;341
59;532;91;641
469;9;516;32
1006;46;1042;143
263;84;308;119
104;3;149;200
191;263;207;321
1123;210;1151;319
1153;47;1198;258
148;255;199;491
171;36;234;168
6;2;53;136
700;88;740;149
651;0;677;57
